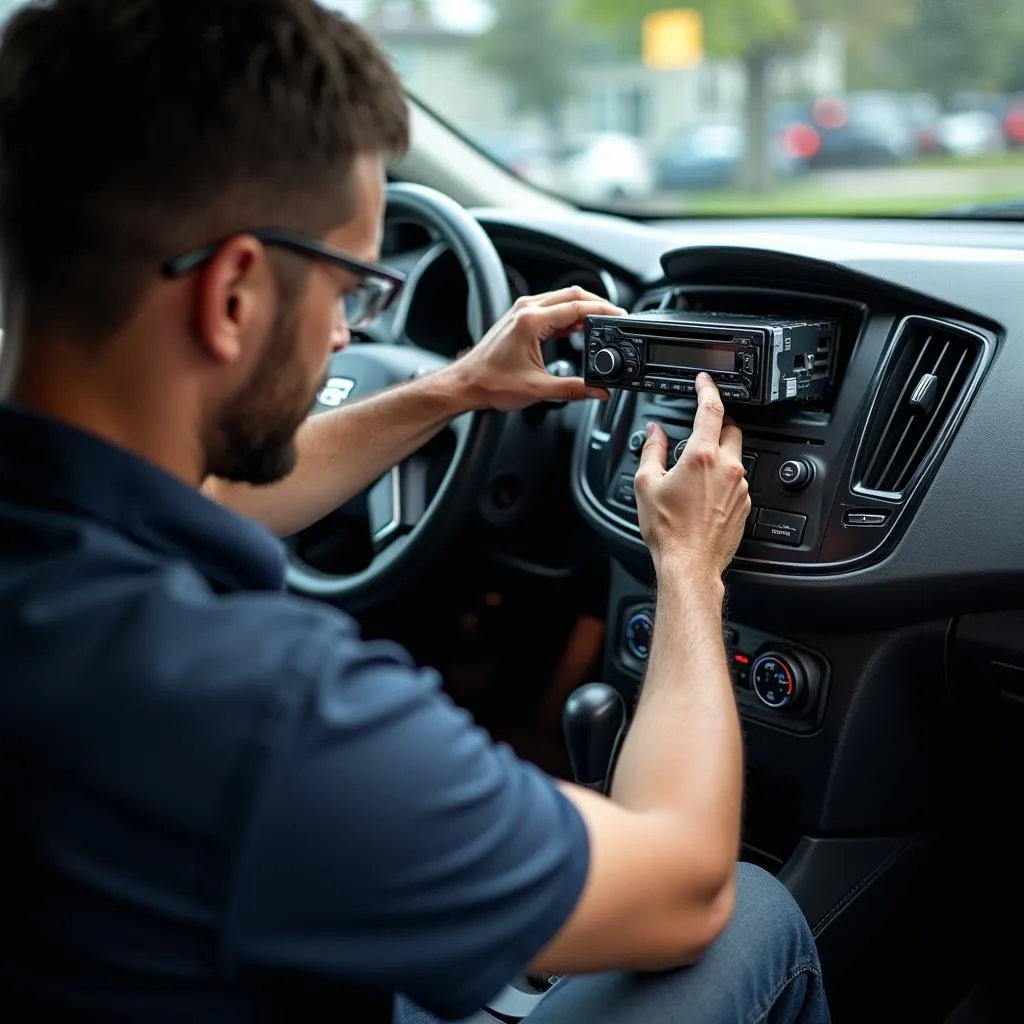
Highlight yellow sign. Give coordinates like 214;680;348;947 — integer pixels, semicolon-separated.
642;9;704;71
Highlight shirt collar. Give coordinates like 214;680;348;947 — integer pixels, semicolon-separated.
0;402;285;593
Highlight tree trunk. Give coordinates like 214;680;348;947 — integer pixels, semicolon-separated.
742;45;776;194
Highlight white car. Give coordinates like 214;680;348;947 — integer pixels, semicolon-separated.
553;132;654;205
937;111;1005;158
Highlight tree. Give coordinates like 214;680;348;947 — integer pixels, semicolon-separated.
854;0;1024;102
571;0;915;192
474;0;577;139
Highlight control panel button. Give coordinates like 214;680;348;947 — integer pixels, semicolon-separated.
779;458;814;491
744;507;760;538
754;509;807;546
673;439;688;463
731;652;752;688
593;347;623;378
741;453;757;478
624;608;654;660
720;384;750;400
843;510;889;527
614;474;636;506
628;429;647;453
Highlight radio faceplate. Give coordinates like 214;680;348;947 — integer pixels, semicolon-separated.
584;311;839;406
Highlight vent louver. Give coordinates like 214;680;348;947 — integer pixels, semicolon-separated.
856;316;985;498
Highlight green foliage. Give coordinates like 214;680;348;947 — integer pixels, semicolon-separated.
570;0;912;59
474;0;577;125
855;0;1024;101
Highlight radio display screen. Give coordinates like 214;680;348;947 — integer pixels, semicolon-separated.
647;341;736;372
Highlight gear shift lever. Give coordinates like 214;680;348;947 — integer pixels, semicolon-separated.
563;682;627;795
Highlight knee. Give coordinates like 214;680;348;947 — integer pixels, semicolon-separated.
723;862;820;967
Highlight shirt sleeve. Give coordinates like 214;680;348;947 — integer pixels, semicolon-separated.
222;624;590;1020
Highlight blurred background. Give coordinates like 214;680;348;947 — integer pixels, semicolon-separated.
330;0;1024;217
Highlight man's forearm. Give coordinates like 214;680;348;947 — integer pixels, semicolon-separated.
204;362;480;536
609;564;743;868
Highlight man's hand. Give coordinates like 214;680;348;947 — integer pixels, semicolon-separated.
635;373;750;578
455;285;626;411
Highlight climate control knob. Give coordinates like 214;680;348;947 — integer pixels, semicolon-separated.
593;347;623;378
751;651;807;711
624;608;654;660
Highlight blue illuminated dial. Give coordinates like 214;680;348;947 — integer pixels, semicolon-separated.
625;609;654;660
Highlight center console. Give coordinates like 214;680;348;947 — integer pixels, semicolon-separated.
572;254;993;585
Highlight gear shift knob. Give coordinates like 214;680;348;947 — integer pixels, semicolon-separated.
563;682;627;795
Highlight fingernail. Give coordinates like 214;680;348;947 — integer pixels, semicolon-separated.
645;422;655;437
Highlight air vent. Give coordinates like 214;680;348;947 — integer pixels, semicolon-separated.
633;287;675;312
856;316;986;498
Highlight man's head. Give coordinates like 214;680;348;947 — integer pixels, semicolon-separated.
0;0;409;484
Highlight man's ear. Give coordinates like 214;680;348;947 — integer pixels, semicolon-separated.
193;235;269;365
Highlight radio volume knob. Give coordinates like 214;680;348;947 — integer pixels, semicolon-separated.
593;347;623;378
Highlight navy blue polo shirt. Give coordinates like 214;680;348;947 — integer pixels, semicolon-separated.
0;403;589;1022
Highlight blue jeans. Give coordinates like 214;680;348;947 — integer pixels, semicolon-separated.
397;862;830;1024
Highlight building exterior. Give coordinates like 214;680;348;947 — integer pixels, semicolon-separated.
362;11;846;153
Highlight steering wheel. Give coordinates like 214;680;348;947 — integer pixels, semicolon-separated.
284;181;511;609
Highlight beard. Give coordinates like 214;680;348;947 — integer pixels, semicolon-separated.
206;293;327;487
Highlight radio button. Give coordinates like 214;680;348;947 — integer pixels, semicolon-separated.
742;453;757;478
614;474;636;506
720;384;750;400
754;509;807;546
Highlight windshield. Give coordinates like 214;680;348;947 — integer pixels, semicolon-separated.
339;0;1024;218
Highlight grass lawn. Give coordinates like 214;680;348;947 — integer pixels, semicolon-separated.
680;187;1024;216
670;151;1024;216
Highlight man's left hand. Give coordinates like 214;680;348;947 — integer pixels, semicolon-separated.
454;286;628;412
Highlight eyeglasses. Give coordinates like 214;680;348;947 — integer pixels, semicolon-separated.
162;228;406;329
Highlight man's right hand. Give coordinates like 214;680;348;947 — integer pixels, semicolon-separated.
634;372;750;578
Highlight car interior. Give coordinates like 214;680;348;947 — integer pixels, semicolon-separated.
276;92;1024;1024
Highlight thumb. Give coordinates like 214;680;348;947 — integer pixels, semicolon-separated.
540;374;609;403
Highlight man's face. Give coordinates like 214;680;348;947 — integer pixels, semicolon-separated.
207;154;386;487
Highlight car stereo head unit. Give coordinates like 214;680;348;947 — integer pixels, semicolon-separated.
583;310;840;405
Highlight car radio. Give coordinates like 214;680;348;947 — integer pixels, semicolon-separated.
583;310;840;405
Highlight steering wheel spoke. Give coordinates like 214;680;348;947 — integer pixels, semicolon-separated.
285;181;510;609
367;455;431;553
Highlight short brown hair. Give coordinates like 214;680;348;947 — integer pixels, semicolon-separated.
0;0;409;338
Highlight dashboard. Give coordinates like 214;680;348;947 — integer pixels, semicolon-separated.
369;204;1024;1015
456;211;1024;634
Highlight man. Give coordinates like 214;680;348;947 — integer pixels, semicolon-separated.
0;2;829;1022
